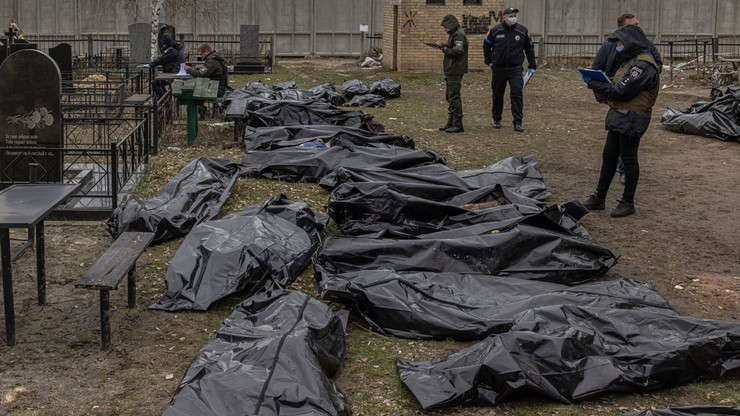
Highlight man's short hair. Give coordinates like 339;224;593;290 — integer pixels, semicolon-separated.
198;43;213;54
617;13;635;27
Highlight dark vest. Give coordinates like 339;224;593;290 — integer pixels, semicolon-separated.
608;53;659;116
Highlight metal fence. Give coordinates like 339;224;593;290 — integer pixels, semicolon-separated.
22;34;275;72
539;37;740;84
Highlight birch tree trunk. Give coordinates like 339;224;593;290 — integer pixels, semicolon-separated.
150;0;163;60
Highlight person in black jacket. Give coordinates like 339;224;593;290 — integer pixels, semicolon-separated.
483;7;536;132
592;13;662;184
436;14;468;133
593;14;662;79
148;34;185;99
581;24;660;218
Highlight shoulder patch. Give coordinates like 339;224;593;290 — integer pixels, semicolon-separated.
630;67;643;79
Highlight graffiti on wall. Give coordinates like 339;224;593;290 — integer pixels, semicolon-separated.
403;11;418;28
462;11;503;35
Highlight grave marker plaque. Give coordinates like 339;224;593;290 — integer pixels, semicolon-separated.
49;43;73;92
0;49;63;183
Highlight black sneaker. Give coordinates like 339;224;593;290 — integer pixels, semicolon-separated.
493;120;502;129
514;124;525;132
610;200;635;217
583;194;605;211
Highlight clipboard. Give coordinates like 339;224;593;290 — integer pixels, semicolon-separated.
424;42;443;49
578;68;611;84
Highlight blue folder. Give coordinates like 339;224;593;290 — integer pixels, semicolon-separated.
578;68;611;83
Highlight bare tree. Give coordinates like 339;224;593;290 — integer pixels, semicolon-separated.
116;0;227;60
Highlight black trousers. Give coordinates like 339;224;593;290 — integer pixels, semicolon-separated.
445;75;464;126
491;66;524;124
595;130;641;203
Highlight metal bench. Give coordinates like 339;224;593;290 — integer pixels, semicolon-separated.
75;231;155;350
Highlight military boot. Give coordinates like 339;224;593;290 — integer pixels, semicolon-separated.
445;115;464;133
439;114;453;131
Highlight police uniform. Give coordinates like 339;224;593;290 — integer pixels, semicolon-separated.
584;24;660;217
439;15;468;133
483;8;536;129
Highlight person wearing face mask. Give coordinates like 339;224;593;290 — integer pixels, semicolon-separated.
483;7;537;132
581;24;660;218
592;13;663;184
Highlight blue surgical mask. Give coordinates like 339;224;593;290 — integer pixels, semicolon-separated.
507;17;517;25
616;45;625;52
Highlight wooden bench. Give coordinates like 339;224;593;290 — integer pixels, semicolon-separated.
124;94;152;105
75;231;155;350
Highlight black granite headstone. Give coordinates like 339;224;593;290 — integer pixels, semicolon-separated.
157;24;176;53
0;43;6;65
49;43;73;92
9;38;36;54
0;49;63;183
233;25;265;74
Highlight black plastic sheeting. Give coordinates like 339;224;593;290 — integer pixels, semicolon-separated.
456;155;551;200
625;406;740;416
241;144;446;183
345;93;386;108
369;78;401;98
327;182;544;237
243;125;414;152
341;79;369;98
162;288;351;416
244;100;369;129
150;195;327;312
318;155;549;201
105;157;244;244
315;207;618;285
660;90;740;141
397;304;740;409
318;270;672;340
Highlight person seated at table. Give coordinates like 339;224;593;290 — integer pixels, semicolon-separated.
148;34;185;99
184;43;229;118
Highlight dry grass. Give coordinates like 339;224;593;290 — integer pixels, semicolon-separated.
1;58;738;415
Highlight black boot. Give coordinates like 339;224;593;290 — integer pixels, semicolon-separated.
610;200;635;217
439;114;453;131
445;115;464;133
583;194;605;210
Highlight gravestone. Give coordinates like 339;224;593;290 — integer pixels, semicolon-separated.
128;22;151;69
9;39;37;54
233;25;265;74
0;49;63;183
157;24;176;53
49;43;73;92
0;43;6;65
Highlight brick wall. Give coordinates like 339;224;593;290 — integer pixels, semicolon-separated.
383;0;506;72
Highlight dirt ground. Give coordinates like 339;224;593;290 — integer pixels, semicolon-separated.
1;58;739;415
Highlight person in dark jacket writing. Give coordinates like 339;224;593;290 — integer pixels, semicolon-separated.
148;34;185;98
592;13;662;184
436;14;468;133
483;7;536;132
581;24;660;218
185;43;228;97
